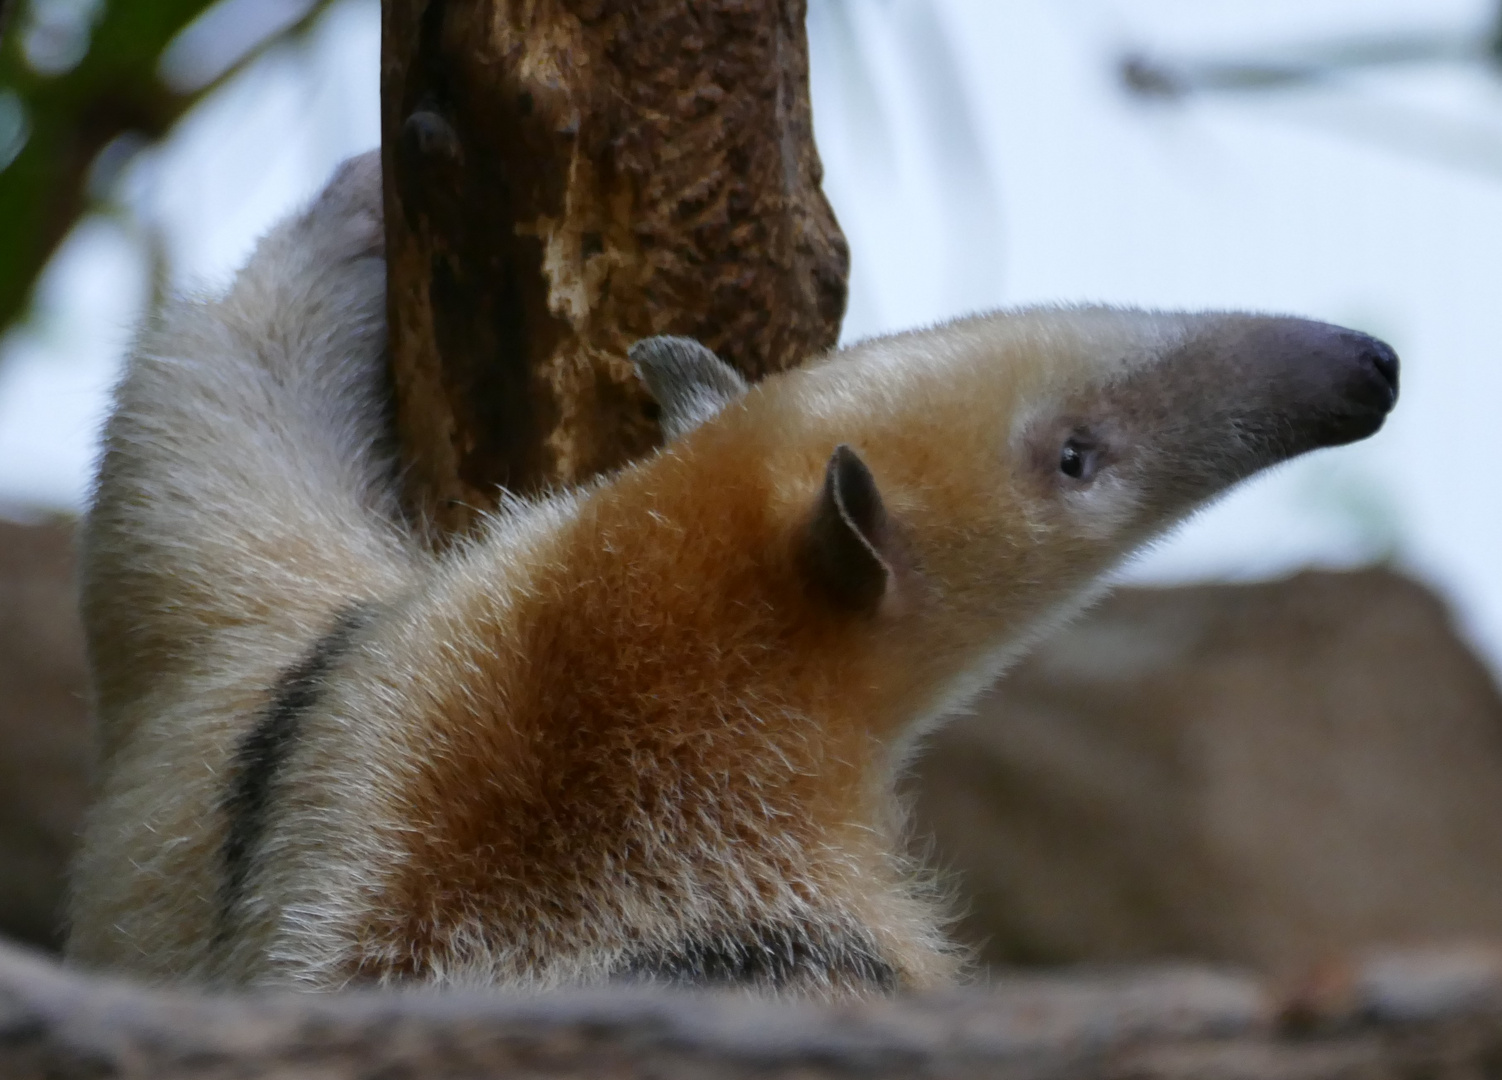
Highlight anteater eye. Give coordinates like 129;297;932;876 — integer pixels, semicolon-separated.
1059;438;1097;482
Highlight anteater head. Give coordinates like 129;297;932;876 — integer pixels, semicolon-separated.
635;307;1398;726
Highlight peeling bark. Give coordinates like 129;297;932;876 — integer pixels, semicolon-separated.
381;0;848;532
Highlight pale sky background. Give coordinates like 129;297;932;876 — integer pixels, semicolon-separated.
3;0;1501;667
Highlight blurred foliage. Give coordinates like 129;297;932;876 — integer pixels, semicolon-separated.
1121;29;1502;99
1116;9;1502;183
0;0;332;339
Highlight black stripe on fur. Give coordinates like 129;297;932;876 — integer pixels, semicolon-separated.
217;603;372;934
622;921;898;992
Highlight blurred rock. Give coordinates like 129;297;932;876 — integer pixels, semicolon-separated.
913;568;1502;977
0;518;90;952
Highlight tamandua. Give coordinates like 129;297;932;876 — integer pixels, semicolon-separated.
66;151;1399;994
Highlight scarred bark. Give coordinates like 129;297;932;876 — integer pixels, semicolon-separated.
381;0;848;532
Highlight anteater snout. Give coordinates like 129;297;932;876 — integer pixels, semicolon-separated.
1332;327;1399;413
1362;334;1400;400
1307;325;1399;447
1240;319;1399;450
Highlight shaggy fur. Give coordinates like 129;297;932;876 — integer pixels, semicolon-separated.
66;152;1397;994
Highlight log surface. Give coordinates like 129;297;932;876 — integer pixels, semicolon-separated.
9;939;1502;1079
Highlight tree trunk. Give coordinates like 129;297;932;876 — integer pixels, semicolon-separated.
380;0;848;533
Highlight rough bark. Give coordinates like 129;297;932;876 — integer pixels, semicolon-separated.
381;0;848;532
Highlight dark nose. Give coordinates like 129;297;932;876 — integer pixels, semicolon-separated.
1243;320;1399;449
1366;335;1400;398
1324;327;1399;441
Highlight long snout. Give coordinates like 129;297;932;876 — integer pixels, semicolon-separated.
1247;319;1398;448
1189;316;1399;459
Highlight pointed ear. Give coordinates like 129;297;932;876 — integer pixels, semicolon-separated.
629;335;749;442
803;445;900;613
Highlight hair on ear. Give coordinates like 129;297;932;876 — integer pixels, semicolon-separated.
630;336;750;442
803;445;895;613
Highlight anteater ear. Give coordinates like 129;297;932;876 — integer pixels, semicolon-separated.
630;335;749;442
803;445;898;613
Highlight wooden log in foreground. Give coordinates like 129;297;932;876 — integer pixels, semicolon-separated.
7;938;1502;1079
381;0;847;532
